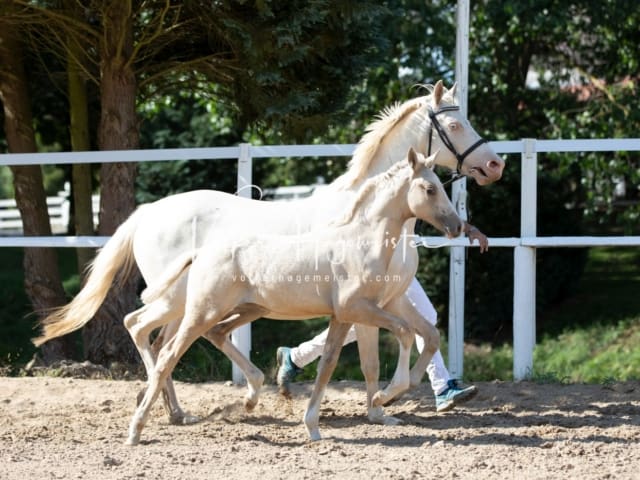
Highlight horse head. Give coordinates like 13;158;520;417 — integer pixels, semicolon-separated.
427;80;504;186
407;148;463;238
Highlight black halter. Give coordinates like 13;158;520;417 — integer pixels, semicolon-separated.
427;105;487;186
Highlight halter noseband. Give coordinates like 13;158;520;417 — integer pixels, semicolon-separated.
427;105;487;186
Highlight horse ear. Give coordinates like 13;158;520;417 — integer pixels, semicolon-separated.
407;147;418;170
425;149;439;170
432;80;444;107
449;82;458;101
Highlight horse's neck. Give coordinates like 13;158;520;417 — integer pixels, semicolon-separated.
360;171;413;236
331;103;429;193
362;113;427;188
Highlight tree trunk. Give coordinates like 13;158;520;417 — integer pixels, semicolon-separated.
82;2;139;365
0;26;74;362
67;28;95;275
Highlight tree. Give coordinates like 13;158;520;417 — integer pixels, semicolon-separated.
65;0;95;274
0;21;74;362
79;2;141;364
5;0;391;364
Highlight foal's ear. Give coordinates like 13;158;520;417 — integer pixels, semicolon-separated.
432;80;444;107
407;147;419;170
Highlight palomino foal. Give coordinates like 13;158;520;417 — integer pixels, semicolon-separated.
127;148;462;445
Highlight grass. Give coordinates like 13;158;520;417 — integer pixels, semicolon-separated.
1;246;639;385
461;247;640;383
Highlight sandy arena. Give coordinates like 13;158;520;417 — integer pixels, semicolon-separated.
1;375;639;479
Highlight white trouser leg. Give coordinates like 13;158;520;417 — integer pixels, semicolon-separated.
290;324;358;368
406;277;452;395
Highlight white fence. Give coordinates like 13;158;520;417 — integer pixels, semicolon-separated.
1;138;640;382
0;183;100;235
0;194;70;235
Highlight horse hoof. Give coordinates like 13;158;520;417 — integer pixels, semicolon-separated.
368;410;403;426
169;412;200;425
244;397;258;412
382;415;403;426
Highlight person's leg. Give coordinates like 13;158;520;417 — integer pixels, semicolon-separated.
291;325;358;367
276;323;358;393
406;278;450;395
406;277;477;412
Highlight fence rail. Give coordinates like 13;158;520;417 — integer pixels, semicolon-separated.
0;184;99;236
1;138;640;381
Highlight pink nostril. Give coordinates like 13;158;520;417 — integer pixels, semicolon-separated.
487;159;503;171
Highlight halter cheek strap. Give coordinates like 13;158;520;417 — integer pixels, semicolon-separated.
427;105;487;185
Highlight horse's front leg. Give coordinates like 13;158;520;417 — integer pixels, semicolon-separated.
380;294;440;404
354;324;402;426
304;319;352;441
338;298;415;409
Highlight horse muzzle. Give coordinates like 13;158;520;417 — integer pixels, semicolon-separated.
441;215;463;239
469;153;505;186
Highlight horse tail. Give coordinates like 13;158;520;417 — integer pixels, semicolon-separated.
32;207;143;347
140;251;194;304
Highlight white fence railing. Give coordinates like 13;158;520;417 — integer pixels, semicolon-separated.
0;183;100;235
1;139;639;382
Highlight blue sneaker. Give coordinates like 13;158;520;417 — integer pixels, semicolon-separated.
435;379;478;413
276;347;303;396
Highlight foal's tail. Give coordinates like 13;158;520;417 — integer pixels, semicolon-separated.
140;251;195;304
32;207;143;347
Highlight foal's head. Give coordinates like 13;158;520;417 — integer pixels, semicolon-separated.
406;148;463;238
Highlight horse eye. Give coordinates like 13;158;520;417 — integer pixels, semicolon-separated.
448;121;460;131
425;185;436;195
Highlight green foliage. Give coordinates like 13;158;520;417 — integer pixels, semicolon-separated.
136;93;243;202
0;166;13;198
133;0;392;139
0;249;35;366
463;247;640;383
462;342;514;381
534;319;640;383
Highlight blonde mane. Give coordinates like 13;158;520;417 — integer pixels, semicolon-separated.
333;84;456;190
333;160;411;226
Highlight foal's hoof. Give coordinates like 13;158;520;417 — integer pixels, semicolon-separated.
244;396;259;412
370;414;403;426
306;428;322;442
368;408;403;426
169;412;200;425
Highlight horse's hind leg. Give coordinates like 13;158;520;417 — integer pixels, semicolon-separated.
304;319;352;441
127;309;216;445
203;304;268;411
124;299;198;425
151;321;200;425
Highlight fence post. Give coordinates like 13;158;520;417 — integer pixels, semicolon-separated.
513;138;537;380
448;181;467;379
232;143;253;385
448;0;470;378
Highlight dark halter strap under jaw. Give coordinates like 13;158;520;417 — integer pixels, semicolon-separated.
427;105;487;187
